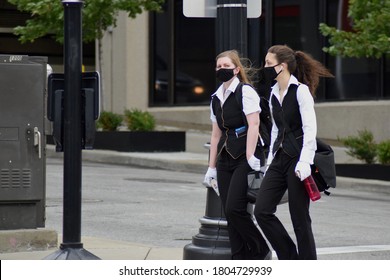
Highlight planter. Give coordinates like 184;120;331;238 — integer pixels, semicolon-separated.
92;131;185;152
46;131;186;152
335;164;390;181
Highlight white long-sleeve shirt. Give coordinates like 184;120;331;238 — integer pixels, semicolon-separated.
267;75;317;165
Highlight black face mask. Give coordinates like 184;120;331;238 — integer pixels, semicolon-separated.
216;68;235;82
259;64;282;83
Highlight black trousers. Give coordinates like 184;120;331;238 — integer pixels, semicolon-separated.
254;149;317;260
217;149;269;259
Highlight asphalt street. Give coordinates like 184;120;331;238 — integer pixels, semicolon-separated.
44;157;390;259
1;128;389;260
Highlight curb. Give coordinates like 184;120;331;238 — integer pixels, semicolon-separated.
336;176;390;194
46;145;209;174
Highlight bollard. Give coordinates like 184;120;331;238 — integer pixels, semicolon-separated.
183;143;231;259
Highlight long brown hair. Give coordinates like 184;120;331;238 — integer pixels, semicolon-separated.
216;50;256;86
268;45;333;96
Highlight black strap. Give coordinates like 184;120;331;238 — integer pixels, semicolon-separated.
211;94;217;116
234;82;248;128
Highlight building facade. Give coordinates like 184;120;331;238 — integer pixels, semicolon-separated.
1;0;389;141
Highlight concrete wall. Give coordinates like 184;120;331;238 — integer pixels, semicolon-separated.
315;100;390;142
149;100;390;143
98;12;149;114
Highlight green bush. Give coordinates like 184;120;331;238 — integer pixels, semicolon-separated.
339;129;377;164
377;140;390;165
96;111;123;131
124;109;156;131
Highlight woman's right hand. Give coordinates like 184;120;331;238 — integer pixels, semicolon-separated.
295;161;311;181
248;155;261;171
203;167;217;187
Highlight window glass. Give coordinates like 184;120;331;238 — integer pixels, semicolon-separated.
0;1;94;69
150;0;388;105
152;2;170;105
151;0;215;106
385;55;390;99
274;1;301;50
174;1;215;105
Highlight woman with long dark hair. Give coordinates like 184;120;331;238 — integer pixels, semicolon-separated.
254;45;333;260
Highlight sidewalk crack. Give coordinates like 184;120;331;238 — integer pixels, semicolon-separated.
144;248;152;260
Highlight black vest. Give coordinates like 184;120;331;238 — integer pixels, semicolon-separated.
271;84;303;157
212;87;247;159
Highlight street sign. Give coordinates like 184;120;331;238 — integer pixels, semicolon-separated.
183;0;262;18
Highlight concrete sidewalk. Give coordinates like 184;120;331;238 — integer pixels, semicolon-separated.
1;129;389;260
3;232;390;260
0;234;184;260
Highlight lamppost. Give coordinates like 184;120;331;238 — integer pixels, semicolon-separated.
216;0;248;56
44;0;99;260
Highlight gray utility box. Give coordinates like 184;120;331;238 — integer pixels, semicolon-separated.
0;55;47;229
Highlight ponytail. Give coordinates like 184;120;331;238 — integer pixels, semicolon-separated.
268;45;333;96
294;51;333;96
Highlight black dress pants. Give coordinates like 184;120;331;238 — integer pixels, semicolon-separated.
217;149;269;259
254;149;317;260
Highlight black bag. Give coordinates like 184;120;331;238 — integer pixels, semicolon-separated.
284;130;336;195
311;138;337;195
247;170;264;203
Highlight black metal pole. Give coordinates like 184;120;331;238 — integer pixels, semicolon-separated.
216;0;248;56
44;0;99;260
264;0;274;52
62;0;83;247
183;188;231;259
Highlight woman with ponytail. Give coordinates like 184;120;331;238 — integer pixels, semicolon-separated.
254;45;333;260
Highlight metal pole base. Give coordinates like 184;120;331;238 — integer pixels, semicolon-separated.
183;221;231;260
43;244;100;260
183;245;231;260
183;187;232;260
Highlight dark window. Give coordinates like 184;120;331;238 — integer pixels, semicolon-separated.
149;0;388;106
150;0;215;106
274;1;302;50
0;0;30;27
385;56;390;98
0;0;95;68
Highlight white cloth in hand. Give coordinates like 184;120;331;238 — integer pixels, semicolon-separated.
203;167;217;187
295;161;311;181
248;155;261;171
